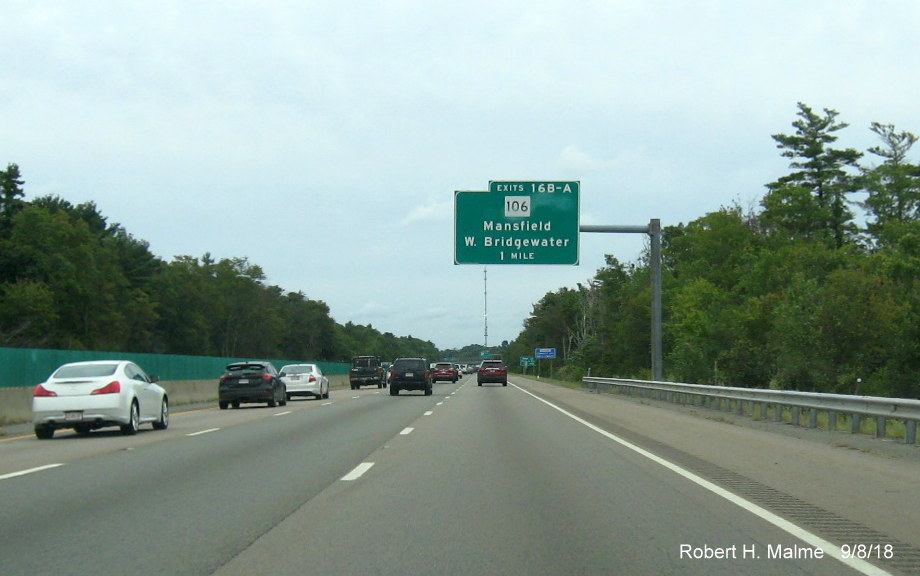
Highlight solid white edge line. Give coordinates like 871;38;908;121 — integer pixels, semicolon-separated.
186;428;220;437
511;383;893;576
0;463;65;480
341;462;374;481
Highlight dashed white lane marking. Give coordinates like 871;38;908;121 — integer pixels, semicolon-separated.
423;411;433;416
341;462;375;481
400;427;414;435
274;411;291;416
0;463;65;480
186;428;220;437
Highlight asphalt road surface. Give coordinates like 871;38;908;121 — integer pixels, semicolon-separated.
1;375;916;575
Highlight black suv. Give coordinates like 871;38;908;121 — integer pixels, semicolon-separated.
350;355;386;389
389;358;432;396
219;361;287;409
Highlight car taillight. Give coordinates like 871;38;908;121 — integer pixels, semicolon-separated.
33;384;58;397
309;375;316;382
262;373;273;381
92;381;121;395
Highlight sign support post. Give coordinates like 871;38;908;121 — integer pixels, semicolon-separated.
580;220;662;380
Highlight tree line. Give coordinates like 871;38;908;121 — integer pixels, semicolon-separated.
507;103;920;398
0;167;437;362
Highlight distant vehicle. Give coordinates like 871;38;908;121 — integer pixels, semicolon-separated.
477;360;508;386
350;355;386;389
279;363;329;401
432;362;459;383
219;361;287;409
389;357;432;396
32;360;169;439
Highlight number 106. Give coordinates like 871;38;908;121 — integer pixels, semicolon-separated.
504;196;531;217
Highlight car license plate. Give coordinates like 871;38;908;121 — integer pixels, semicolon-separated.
65;411;83;422
290;375;301;380
405;372;414;377
238;378;249;384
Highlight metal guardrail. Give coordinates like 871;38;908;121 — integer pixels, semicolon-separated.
583;377;920;445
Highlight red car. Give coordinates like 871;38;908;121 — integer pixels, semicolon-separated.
477;360;507;386
432;362;459;383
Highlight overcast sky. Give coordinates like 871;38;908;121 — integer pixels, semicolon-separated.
4;1;920;350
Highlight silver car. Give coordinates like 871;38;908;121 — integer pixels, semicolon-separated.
279;363;330;401
32;360;169;439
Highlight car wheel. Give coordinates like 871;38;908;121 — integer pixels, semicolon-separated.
153;397;169;430
232;401;240;409
287;393;292;402
35;425;54;439
425;387;433;396
390;386;399;396
279;388;287;406
74;424;91;435
121;401;140;435
219;401;229;410
478;381;482;386
268;396;277;408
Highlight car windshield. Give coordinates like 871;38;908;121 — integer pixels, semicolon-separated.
53;363;118;378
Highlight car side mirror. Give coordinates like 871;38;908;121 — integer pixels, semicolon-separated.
150;375;160;383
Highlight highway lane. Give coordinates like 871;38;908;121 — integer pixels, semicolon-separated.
215;379;882;576
0;383;451;575
0;375;905;575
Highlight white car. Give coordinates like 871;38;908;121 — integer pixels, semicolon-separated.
279;364;329;401
32;360;169;439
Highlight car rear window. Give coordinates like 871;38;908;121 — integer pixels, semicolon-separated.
394;359;426;371
435;363;453;369
226;364;266;375
53;363;118;378
354;357;378;368
282;365;312;374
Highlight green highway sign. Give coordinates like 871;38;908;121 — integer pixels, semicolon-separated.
520;356;536;367
454;181;579;265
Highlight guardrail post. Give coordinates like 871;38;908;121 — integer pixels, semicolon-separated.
828;411;838;432
875;417;887;438
808;408;818;429
907;420;917;445
851;413;861;434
